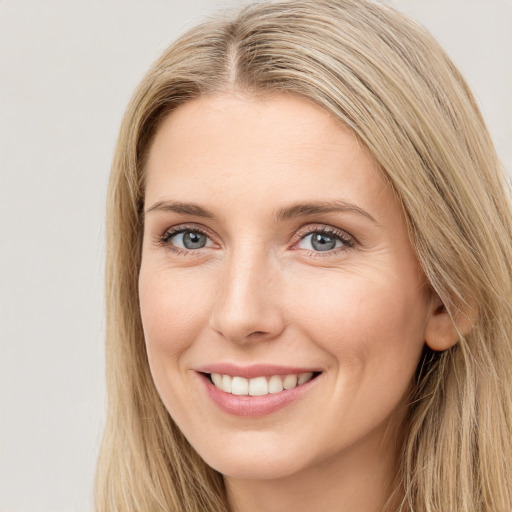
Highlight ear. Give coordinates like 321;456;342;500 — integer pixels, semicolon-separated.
424;294;476;351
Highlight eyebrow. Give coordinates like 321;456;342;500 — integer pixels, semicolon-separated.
145;199;378;224
274;200;378;224
145;200;216;218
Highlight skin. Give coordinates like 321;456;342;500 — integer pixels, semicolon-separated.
139;93;457;512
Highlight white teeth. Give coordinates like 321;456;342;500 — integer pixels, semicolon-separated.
231;376;249;395
211;373;222;387
209;371;316;395
249;376;268;396
298;372;313;385
268;375;284;393
221;374;232;393
283;374;298;389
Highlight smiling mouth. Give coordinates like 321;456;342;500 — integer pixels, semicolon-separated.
203;371;322;396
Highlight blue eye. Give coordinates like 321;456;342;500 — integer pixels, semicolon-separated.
162;229;213;250
159;225;354;257
297;229;353;253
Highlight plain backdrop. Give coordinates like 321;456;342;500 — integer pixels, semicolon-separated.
0;1;510;511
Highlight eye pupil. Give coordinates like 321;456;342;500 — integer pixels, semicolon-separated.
311;233;336;251
183;231;207;249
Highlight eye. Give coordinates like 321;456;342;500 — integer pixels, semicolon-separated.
296;227;354;254
160;227;214;252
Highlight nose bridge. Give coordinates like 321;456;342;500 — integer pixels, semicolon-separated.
210;240;284;344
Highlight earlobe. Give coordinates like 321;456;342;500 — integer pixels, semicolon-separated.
424;297;476;352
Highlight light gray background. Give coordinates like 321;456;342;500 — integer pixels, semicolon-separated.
1;1;510;511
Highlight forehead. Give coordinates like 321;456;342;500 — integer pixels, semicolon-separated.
144;93;393;221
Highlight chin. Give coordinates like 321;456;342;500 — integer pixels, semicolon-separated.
197;443;307;481
211;460;300;481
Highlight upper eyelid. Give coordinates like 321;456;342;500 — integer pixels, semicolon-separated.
295;224;351;237
293;224;356;248
162;223;215;239
161;223;352;240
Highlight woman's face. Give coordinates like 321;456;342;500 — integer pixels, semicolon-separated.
139;93;437;480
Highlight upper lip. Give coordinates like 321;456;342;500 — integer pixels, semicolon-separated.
196;363;322;379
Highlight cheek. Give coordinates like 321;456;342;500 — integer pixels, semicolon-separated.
285;268;428;372
138;267;216;426
139;268;210;366
282;270;428;442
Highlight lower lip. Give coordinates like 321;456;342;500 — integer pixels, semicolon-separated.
198;372;321;417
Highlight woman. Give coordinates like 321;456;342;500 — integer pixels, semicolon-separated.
95;1;512;511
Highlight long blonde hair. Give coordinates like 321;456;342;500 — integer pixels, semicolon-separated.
95;1;512;510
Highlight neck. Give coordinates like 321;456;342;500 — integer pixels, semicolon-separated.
225;420;405;512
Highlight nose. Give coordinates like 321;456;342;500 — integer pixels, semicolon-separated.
209;245;286;345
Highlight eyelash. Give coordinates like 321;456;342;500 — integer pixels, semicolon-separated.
156;224;355;258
